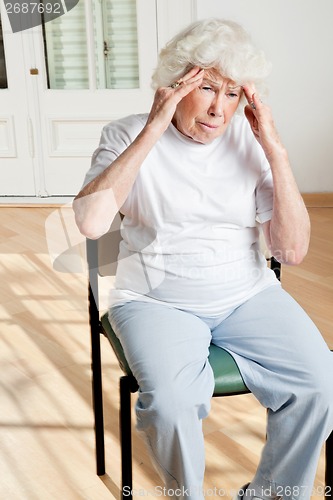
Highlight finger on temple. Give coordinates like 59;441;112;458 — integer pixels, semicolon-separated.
242;84;256;104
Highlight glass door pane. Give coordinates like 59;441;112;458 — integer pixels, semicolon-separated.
43;0;89;89
0;14;8;89
43;0;139;90
98;0;139;89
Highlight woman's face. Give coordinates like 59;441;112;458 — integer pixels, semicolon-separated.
172;69;242;144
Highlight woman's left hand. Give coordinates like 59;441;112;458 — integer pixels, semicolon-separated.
243;85;286;162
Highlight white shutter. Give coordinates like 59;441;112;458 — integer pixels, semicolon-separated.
102;0;139;89
44;0;139;90
44;0;89;89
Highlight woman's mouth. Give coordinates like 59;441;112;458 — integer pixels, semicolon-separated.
198;122;219;130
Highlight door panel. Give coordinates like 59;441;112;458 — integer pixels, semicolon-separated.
0;9;36;196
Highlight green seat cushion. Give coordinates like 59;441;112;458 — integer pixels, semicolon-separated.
101;312;248;396
208;343;248;395
101;313;132;375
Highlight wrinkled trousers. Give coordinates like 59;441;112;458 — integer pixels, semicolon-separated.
109;286;333;500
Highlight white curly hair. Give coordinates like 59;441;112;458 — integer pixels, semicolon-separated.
152;18;271;99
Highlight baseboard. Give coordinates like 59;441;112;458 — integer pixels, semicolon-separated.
302;192;333;207
0;196;74;207
0;194;332;208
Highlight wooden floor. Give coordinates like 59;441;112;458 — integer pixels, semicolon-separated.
0;206;332;499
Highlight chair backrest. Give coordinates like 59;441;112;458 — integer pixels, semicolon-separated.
97;212;123;277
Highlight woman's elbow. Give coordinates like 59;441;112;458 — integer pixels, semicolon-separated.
272;244;309;266
283;252;306;266
72;189;118;240
75;217;108;240
79;227;103;240
72;206;106;240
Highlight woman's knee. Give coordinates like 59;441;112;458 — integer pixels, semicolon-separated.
136;373;214;431
296;358;333;420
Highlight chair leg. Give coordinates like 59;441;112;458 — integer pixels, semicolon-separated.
120;375;133;500
91;329;105;476
326;431;333;497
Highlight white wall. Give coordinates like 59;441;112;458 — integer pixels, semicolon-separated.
195;0;333;192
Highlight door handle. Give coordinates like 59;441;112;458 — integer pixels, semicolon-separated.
103;41;109;56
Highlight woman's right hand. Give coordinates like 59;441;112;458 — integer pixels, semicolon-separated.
145;66;204;136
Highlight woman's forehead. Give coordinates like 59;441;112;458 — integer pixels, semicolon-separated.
203;68;238;88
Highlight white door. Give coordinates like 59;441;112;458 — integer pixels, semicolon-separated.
0;10;36;196
0;0;158;198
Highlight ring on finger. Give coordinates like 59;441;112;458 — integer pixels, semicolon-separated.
170;80;183;89
250;100;256;110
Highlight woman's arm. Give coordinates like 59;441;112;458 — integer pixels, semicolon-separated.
243;87;310;265
73;68;204;239
73;126;160;239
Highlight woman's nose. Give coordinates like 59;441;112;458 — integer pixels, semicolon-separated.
208;94;224;118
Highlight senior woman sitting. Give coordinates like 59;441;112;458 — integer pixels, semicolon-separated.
74;18;333;500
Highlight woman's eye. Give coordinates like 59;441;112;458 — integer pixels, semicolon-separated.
201;86;214;92
227;92;239;99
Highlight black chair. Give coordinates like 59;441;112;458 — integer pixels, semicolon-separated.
86;214;332;499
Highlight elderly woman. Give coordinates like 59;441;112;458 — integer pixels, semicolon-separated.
74;19;333;500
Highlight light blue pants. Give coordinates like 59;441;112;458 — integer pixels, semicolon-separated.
109;286;333;500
